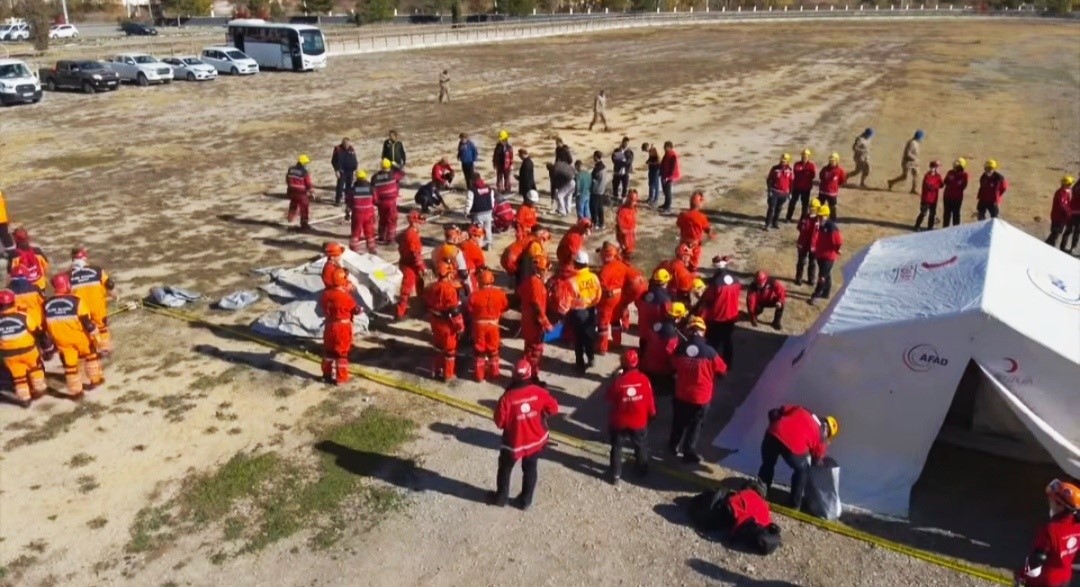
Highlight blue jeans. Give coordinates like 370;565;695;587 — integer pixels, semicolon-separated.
577;193;591;220
647;168;661;204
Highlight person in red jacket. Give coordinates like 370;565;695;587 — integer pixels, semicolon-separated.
758;405;839;509
604;349;656;484
765;153;794;230
669;317;727;463
914;160;944;231
493;130;514;193
787;149;817;222
320;268;361;385
1061;179;1080;254
372;158;406;244
431;156;455;190
286;154;314;230
817;153;847;221
713;479;782;555
697;256;741;368
942;158;969;228
658;141;681;213
977;159;1008;220
795;201;822;286
1046;176;1076;249
395;211;427;319
636;268;673;353
746;271;786;330
810;216;842;305
1014;479;1080;587
490;360;560;510
642;301;685;396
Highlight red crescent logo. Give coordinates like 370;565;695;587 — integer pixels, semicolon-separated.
1004;358;1019;374
921;256;959;270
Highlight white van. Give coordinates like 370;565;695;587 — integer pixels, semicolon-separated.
200;46;259;76
0;58;42;105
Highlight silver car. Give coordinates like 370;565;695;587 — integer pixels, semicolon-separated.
163;56;218;82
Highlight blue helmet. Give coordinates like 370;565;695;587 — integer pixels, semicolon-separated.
862;128;874;138
914;129;925;140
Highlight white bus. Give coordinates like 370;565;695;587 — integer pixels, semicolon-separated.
225;20;326;72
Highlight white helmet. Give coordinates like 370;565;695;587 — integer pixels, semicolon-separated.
574;250;589;265
525;189;539;203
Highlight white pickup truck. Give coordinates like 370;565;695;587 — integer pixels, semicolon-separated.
105;53;174;86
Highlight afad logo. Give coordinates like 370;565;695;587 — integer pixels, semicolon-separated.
903;344;949;372
1027;268;1080;306
888;256;959;283
993;357;1033;387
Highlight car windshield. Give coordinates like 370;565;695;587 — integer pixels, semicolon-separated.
80;62;105;70
300;30;325;56
225;50;248;60
133;56;157;64
182;58;203;65
0;63;32;79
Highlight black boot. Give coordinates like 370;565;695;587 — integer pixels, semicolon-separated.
772;306;784;331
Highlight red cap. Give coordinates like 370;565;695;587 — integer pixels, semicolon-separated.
513;360;533;381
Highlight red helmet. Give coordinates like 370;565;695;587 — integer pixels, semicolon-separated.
513;359;533;381
478;268;495;286
71;247;89;260
690;191;704;208
577;218;593;230
754;271;769;286
324;242;345;257
51;273;72;294
9;264;29;279
12;227;29;245
620;349;639;370
468;224;485;238
0;289;14;307
407;211;426;225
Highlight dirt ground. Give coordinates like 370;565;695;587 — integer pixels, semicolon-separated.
1;17;1078;587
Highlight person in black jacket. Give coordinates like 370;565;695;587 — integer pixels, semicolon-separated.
517;148;536;198
381;130;407;170
590;151;608;230
611;137;634;202
331;138;358;206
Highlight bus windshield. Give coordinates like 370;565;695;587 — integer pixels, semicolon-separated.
300;30;325;56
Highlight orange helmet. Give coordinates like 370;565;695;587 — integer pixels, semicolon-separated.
754;271;768;286
531;255;550;273
687;316;707;333
690;191;704;208
513;359;533;381
51;273;72;294
330;268;350;289
407;210;426;225
620;349;639;370
468;224;485;239
1047;479;1080;511
478;268;495;286
324;242;345;257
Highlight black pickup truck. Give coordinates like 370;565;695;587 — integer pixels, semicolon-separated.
39;60;120;94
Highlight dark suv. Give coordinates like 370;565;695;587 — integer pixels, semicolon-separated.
120;21;158;36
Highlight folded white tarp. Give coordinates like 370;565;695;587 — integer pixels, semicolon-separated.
252;300;370;338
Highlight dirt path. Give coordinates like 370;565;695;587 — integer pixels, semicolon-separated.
1;19;1076;587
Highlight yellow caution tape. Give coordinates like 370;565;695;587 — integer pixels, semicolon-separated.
133;301;1009;585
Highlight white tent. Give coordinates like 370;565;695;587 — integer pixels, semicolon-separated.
713;220;1080;517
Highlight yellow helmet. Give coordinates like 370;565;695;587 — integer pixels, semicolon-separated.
381;158;393;170
652;268;671;285
954;158;967;169
692;277;706;294
825;416;840;439
828;152;840;163
687;316;707;333
781;153;792;163
356;170;368;180
669;302;688;319
297;154;311;165
818;204;831;218
1062;175;1075;187
801;148;812;158
498;130;509;141
984;159;998;171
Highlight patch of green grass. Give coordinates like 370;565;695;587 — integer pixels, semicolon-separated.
77;475;100;494
47;514;57;521
127;506;174;554
221;517;246;541
273;387;295;398
0;554;38;583
68;453;96;468
25;539;47;553
147;394;198;423
87;517;108;530
209;552;228;566
4;403;108;450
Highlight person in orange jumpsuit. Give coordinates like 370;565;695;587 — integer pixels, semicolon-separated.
676;191;712;271
501;225;550;285
321;242;347;289
10;227;49;290
9;264;51;359
69;247;114;355
468;268;510;381
461;224;488;291
516;190;540;240
423;260;464;381
556;218;592;269
432;224;473;298
0;289;46;408
616;190;639;258
395;211;427;319
320;268;359;385
655;243;696;303
613;262;648;349
45;273;103;398
596;242;629;354
517;254;554;382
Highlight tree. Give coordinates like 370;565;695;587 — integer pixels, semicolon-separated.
159;0;214;16
356;0;397;21
305;0;335;13
269;0;287;20
501;0;534;14
14;0;52;51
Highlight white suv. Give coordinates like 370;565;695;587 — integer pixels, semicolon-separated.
200;47;259;75
105;53;174;86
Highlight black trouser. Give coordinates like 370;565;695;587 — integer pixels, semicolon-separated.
335;171;356;205
0;223;13;261
462;162;475;189
495;448;540;505
915;202;937;230
786;189;811;221
942;199;962;227
612;174;629;201
590;190;605;228
812;259;834;299
661;180;673;210
567;308;597;369
705;320;735;368
765;190;788;228
669;399;707;456
819;195;837;220
757;433;811;509
609;427;649;479
1060;217;1080;251
977;201;999;220
795;248;816;285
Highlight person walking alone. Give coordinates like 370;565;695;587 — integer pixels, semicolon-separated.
589;89;609;132
850;128;873;189
438;69;450;103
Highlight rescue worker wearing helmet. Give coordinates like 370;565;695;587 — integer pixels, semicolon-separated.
764;154;794;230
515;190;540;241
698;255;741;367
1014;479;1080;587
942;158;970;228
795;201;822;286
613;258;648;352
286;155;314;231
887;129;924;194
914;160;944;232
467;268;509;382
490;360;560;510
596;242;629;355
641;301;685;397
977;159;1008;220
817;153;847;221
0;288;47;407
349;169;378;254
460;224;487;290
555;250;601;373
69;248;114;355
9;264;52;360
517;254;553;381
758;405;839;510
45;273;104;398
423;260;464;381
320;268;360;385
395;212;428;320
321;242;347;289
676;191;712;270
850;128;873;189
636;268;673;355
1062;175;1080;254
10;227;49;290
604;349;656;484
746;271;786;330
380;130;406;170
493;130;514;194
670;316;727;464
1046;176;1076;250
788;149;818;221
373;158;406;244
809;209;842;305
